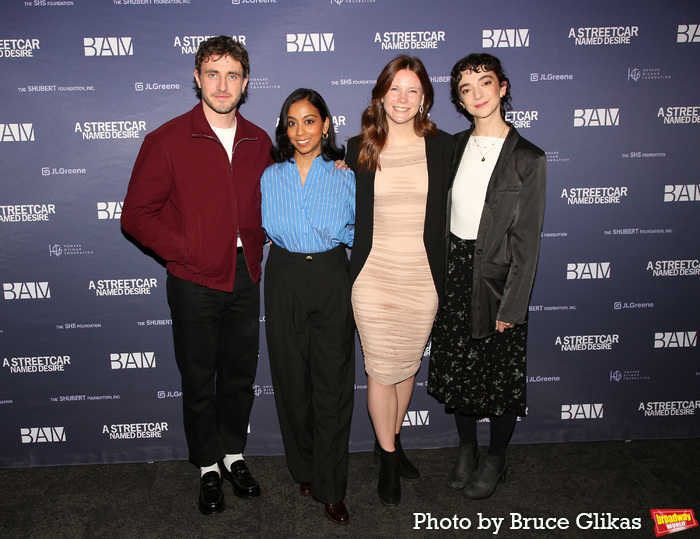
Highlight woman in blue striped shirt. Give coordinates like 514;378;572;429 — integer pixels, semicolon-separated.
261;88;356;526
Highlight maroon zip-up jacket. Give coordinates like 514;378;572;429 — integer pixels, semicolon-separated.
121;102;273;292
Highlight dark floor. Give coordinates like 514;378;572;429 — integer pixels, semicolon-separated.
1;439;699;538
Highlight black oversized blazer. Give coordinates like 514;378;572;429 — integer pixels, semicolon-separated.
448;125;546;339
346;130;456;302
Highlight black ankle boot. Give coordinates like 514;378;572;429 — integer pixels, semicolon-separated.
463;452;507;499
378;447;401;507
394;433;420;481
446;442;478;490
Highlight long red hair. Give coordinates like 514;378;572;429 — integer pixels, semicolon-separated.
356;55;437;172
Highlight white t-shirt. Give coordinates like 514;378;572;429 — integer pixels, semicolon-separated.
450;135;505;240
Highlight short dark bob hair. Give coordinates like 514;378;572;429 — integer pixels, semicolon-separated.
193;35;250;104
271;88;344;163
450;53;512;122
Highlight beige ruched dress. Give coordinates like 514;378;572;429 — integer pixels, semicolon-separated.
352;139;438;385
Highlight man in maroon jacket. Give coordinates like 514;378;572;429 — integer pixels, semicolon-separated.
121;36;273;515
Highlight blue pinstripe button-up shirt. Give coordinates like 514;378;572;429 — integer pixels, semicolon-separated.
261;156;355;253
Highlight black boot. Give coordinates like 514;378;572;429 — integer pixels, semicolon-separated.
374;434;420;481
378;447;401;507
463;452;507;499
446;442;478;490
394;433;420;481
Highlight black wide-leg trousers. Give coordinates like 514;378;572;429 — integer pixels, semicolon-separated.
167;253;259;468
264;244;355;504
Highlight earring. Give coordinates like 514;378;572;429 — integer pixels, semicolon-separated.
419;105;424;114
322;132;328;140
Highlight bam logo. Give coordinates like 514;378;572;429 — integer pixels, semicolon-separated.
0;123;34;142
97;202;122;220
20;426;66;443
677;24;700;43
664;184;700;202
574;108;619;127
654;332;697;348
84;37;133;57
566;262;610;280
287;33;334;52
402;410;429;426
561;403;603;420
3;282;51;300
482;29;529;48
110;352;156;369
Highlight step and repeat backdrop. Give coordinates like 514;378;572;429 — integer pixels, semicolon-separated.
1;0;698;467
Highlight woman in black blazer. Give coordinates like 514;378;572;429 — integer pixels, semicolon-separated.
428;53;546;499
346;55;455;507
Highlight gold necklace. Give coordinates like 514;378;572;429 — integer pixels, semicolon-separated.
472;124;507;162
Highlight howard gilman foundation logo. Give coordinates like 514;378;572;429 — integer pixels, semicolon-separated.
654;331;697;349
110;352;156;369
89;278;158;296
568;26;638;45
75;121;147;140
97;202;122;220
657;106;700;124
374;31;446;51
103;422;168;440
1;123;34;141
677;24;700;43
483;29;529;48
287;33;334;52
664;184;700;202
555;334;619;351
647;259;700;277
0;38;40;58
561;403;603;419
84;37;133;56
3;282;51;300
21;426;66;443
574;108;619;127
566;262;610;279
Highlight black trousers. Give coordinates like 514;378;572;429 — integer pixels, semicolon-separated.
264;244;355;504
166;253;259;467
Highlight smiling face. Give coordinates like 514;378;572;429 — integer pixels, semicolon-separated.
456;68;507;123
286;99;329;160
382;69;424;128
194;54;248;119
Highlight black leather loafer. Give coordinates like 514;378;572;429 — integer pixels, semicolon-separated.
221;460;261;499
198;471;225;515
299;482;312;496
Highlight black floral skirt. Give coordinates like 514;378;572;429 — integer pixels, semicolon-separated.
428;236;527;417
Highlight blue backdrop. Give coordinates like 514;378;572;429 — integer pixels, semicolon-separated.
1;0;699;468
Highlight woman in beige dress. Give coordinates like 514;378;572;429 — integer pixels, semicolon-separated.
345;55;455;507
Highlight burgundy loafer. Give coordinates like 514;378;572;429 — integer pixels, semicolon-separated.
300;482;311;496
324;502;349;525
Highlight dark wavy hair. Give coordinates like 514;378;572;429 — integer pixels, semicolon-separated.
193;35;250;104
450;53;512;123
356;55;438;172
271;88;345;163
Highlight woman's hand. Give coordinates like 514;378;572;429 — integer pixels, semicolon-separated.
334;159;350;170
495;320;515;333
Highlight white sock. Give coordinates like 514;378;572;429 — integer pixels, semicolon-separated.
223;453;243;471
200;463;220;477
